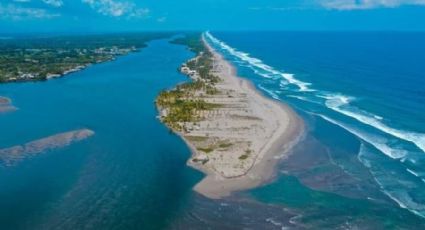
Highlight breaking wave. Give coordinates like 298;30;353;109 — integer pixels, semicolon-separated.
205;31;425;156
205;31;313;92
319;115;407;159
203;31;425;220
358;145;425;218
323;93;425;153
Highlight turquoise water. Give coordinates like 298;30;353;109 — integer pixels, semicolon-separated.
0;39;203;229
205;31;425;228
2;33;425;229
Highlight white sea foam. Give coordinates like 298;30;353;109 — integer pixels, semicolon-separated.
319;115;407;159
288;214;303;225
358;145;425;219
265;218;284;227
281;73;313;92
287;95;307;101
279;80;289;87
205;31;425;155
258;72;275;79
357;144;372;168
258;84;280;100
407;168;420;177
319;93;353;106
405;168;425;184
323;93;425;154
205;31;313;92
287;95;320;104
383;189;425;218
374;115;383;120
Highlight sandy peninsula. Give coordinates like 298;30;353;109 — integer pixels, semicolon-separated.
157;35;303;199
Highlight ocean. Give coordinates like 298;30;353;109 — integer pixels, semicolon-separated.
204;31;425;228
1;32;425;229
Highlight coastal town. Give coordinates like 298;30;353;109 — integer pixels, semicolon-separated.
0;46;136;82
0;33;170;83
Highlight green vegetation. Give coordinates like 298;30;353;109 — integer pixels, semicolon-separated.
239;154;249;160
192;157;209;165
197;147;214;153
185;136;209;142
239;149;252;160
0;32;171;82
218;142;233;149
157;90;220;130
170;32;206;54
195;140;234;154
172;33;221;83
156;79;221;131
230;115;262;120
156;33;223;133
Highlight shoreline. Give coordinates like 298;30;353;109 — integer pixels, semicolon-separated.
0;48;138;84
190;38;304;198
157;35;304;199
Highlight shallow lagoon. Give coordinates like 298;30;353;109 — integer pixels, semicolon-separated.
0;39;204;229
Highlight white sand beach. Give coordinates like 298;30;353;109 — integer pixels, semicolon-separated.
171;37;304;198
185;37;303;198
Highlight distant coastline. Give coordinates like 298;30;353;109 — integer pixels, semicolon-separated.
0;33;171;83
0;47;137;83
156;33;303;198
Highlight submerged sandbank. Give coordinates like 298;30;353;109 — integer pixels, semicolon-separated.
0;129;95;167
0;96;16;113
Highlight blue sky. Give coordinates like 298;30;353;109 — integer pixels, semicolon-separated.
1;0;425;33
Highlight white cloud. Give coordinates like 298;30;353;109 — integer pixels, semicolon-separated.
42;0;63;7
251;0;425;11
320;0;425;10
11;0;63;7
82;0;149;18
0;3;59;20
129;7;150;18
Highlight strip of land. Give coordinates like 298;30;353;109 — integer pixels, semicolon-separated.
0;33;171;83
157;34;303;198
0;129;95;167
